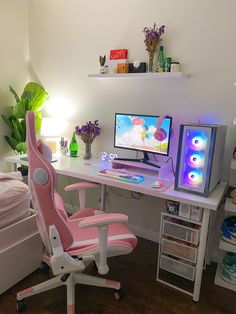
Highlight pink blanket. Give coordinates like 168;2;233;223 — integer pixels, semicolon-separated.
0;173;30;229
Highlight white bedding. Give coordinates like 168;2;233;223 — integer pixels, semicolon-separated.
0;178;31;229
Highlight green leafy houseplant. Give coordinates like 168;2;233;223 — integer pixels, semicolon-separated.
1;82;48;155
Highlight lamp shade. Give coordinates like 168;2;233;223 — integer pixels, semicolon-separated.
41;117;69;137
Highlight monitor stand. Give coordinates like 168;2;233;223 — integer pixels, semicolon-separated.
114;151;161;169
112;155;174;181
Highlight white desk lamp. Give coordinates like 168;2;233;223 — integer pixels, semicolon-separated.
41;117;69;154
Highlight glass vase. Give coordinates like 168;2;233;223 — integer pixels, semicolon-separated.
84;142;92;160
148;51;155;72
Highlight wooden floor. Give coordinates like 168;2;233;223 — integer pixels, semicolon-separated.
1;238;235;314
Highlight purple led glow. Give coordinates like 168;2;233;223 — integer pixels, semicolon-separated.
187;132;207;151
191;136;207;150
187;153;205;168
183;170;203;186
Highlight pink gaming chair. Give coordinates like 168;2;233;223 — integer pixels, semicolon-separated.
37;138;102;221
16;111;137;314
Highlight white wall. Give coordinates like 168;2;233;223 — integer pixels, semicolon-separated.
28;0;236;239
0;0;29;171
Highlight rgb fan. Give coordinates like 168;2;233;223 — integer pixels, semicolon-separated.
187;153;205;169
188;133;207;151
183;170;203;186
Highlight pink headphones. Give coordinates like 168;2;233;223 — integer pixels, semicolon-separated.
154;115;169;141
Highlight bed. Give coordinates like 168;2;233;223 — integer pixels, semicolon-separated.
0;176;43;294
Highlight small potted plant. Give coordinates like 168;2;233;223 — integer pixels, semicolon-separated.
99;55;106;74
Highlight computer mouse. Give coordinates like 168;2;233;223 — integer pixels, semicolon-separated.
152;180;164;188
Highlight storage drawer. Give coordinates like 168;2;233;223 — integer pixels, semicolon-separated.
160;254;195;281
161;238;198;263
0;210;37;253
163;220;200;245
0;232;42;294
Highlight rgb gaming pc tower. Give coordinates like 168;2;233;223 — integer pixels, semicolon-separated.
175;124;226;196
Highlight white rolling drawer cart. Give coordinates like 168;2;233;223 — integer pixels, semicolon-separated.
157;209;203;297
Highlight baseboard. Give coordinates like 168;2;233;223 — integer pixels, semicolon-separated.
64;202;159;243
127;223;159;243
64;203;221;262
64;202;78;214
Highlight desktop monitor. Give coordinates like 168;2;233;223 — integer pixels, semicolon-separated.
114;113;172;167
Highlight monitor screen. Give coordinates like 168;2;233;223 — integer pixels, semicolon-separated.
114;113;172;156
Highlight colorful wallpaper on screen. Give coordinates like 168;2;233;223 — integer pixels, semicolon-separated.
115;114;171;155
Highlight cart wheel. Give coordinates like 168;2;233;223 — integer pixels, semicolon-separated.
113;289;124;301
40;261;50;273
16;299;26;312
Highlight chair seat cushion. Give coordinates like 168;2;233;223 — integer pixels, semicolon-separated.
67;240;134;258
67;219;137;252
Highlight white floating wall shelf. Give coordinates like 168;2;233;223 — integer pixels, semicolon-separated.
88;72;184;79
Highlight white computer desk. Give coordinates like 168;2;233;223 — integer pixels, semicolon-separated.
5;154;227;302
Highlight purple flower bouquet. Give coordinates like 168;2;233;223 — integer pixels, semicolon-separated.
75;120;101;159
143;23;165;71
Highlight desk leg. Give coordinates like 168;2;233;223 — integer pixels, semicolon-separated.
193;207;210;302
205;211;213;267
100;184;106;211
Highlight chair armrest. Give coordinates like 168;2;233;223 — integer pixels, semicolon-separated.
65;182;100;210
78;213;128;275
79;213;128;228
65;182;100;192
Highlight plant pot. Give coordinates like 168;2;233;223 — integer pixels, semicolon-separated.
18;166;28;177
18;166;28;184
100;66;105;74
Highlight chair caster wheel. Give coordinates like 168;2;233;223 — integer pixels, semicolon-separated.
91;261;98;270
16;299;26;312
40;261;50;273
114;289;124;301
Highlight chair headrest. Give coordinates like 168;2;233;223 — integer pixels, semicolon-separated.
37;140;52;163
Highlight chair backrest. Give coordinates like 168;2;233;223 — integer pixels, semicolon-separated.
26;110;73;253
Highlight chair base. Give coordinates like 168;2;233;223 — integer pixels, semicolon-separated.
17;272;121;314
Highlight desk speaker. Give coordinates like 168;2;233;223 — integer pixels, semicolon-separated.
175;124;226;196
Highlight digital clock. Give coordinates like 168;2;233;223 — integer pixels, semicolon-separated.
100;152;118;162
